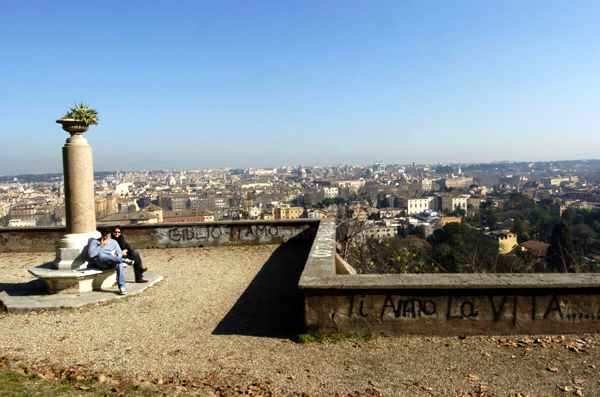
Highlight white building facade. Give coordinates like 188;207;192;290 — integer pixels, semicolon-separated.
441;194;470;213
397;196;437;215
323;187;339;199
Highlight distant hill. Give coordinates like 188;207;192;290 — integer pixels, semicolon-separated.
0;171;114;184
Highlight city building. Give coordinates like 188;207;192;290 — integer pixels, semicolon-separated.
442;177;473;190
141;204;164;222
323;187;339;199
159;195;189;211
440;194;470;214
420;179;433;192
99;211;159;225
163;209;215;223
367;225;398;239
373;161;385;174
520;240;550;259
550;201;568;217
396;196;437;215
440;217;462;226
273;206;303;219
540;176;576;188
95;196;118;220
466;196;485;215
495;231;519;254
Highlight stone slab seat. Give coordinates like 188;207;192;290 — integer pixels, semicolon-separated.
28;262;118;295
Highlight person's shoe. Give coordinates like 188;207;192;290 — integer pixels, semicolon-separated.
119;286;127;295
141;267;148;273
135;278;148;283
123;259;135;266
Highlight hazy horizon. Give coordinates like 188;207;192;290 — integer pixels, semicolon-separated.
3;157;600;178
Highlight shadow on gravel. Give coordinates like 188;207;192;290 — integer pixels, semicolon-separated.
213;242;312;338
0;280;46;296
0;283;14;294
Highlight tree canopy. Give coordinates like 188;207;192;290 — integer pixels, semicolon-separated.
546;222;578;272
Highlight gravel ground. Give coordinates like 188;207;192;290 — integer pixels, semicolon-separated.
1;245;600;397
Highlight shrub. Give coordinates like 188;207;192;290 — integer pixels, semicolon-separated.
314;331;327;343
295;334;315;344
329;332;347;342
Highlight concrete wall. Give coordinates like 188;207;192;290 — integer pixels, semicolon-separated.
299;220;600;336
303;285;600;336
0;227;65;253
5;218;600;336
0;220;319;252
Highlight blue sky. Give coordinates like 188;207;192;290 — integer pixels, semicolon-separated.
1;1;600;174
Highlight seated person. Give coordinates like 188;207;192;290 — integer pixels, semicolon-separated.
88;227;135;295
111;226;148;283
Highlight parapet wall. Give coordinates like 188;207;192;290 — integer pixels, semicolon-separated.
0;220;319;253
5;219;600;336
299;219;600;336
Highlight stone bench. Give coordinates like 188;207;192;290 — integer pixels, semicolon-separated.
29;262;118;295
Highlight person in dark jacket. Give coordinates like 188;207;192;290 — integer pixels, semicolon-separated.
111;226;148;283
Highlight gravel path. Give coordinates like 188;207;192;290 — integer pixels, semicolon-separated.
1;245;599;396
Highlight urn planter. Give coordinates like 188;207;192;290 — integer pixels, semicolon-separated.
56;118;89;134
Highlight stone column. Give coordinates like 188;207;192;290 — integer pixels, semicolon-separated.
53;120;100;269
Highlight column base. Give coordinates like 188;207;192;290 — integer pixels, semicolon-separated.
53;231;101;270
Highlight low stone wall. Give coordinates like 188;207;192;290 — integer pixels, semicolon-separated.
6;219;600;335
0;220;319;253
0;227;65;253
299;220;600;336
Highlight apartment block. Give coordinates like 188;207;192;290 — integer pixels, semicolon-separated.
440;194;470;213
273;206;303;219
396;196;437;215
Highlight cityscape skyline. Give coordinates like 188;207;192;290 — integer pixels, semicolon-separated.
2;1;600;175
3;157;600;178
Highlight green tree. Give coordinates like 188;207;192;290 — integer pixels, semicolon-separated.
318;197;346;208
333;197;347;205
561;208;572;227
428;222;510;273
319;198;335;207
467;212;482;228
452;204;466;217
511;215;530;243
368;211;381;220
571;224;597;257
481;199;498;229
435;165;454;174
413;225;426;239
378;195;391;208
428;222;473;249
546;222;578;272
505;193;536;211
529;208;553;242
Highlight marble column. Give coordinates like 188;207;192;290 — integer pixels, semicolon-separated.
53;120;100;269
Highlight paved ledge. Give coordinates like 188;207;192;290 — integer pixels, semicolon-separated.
0;268;163;311
299;273;600;290
301;218;336;277
299;218;600;290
